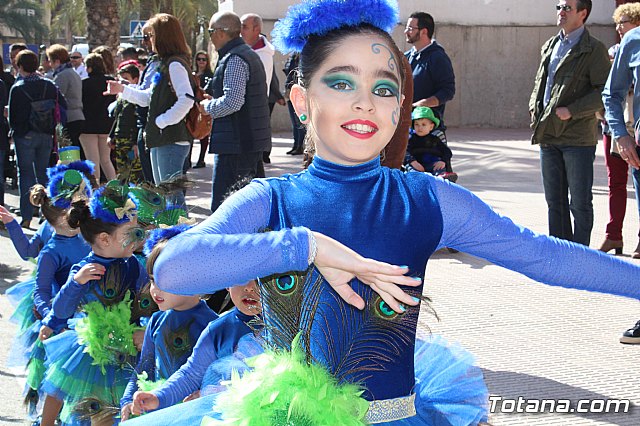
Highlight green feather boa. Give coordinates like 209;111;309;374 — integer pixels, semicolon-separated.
205;334;369;426
75;294;140;374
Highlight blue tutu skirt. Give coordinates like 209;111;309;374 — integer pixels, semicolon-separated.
42;327;133;425
123;335;488;426
7;277;37;331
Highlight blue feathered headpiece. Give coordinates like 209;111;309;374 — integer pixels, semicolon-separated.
89;181;139;224
143;224;193;256
47;161;95;209
271;0;399;54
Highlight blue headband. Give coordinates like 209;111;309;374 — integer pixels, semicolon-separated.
47;161;94;209
90;184;139;225
143;224;193;256
272;0;399;54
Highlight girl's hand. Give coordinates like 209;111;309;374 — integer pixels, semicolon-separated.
74;263;106;285
0;205;15;224
182;390;200;403
38;325;53;341
433;161;446;171
121;403;133;421
132;329;145;351
312;232;421;313
131;391;159;415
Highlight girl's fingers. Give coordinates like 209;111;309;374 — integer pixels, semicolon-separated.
331;281;365;310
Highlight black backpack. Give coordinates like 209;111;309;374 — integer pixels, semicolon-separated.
22;81;56;135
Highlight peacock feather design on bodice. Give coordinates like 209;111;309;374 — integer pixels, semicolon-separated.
259;266;426;383
130;281;159;323
90;261;130;307
156;318;196;379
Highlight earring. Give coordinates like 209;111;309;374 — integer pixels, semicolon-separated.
299;114;307;122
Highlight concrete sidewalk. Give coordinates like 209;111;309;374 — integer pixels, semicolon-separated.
1;128;639;425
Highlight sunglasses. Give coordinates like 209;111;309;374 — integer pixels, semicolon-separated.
143;34;152;41
70;56;82;60
556;4;572;12
404;26;423;32
196;57;208;62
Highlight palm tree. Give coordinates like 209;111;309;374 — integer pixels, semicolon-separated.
0;0;47;43
85;0;120;49
49;0;86;45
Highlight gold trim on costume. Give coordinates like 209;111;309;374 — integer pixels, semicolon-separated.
365;393;416;424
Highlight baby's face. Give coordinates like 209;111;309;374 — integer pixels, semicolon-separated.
229;280;261;316
413;118;435;137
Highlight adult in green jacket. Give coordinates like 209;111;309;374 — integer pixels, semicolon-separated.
529;0;610;247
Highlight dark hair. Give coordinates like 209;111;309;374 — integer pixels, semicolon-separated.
145;238;167;279
92;46;116;75
46;44;69;64
121;46;139;60
16;50;39;73
576;0;592;23
118;63;140;80
84;52;106;75
298;24;405;91
67;200;119;244
149;13;192;60
30;185;66;225
193;50;212;74
10;43;27;54
409;11;435;39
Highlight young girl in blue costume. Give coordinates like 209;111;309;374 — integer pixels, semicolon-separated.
6;163;93;422
128;1;640;425
40;183;149;426
124;279;260;421
119;225;219;420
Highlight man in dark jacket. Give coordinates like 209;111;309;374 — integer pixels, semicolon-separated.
404;11;455;132
199;11;271;212
8;50;66;228
529;0;610;246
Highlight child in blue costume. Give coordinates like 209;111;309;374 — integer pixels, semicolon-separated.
119;225;219;420
131;1;640;425
124;279;260;421
41;183;149;426
6;163;93;423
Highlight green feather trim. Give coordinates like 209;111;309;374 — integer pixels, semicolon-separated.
136;371;167;392
209;334;369;426
75;294;140;374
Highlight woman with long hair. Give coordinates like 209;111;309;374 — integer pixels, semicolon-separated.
105;13;194;207
192;50;213;169
79;53;116;182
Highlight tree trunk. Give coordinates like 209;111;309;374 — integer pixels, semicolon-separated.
159;0;172;14
84;0;119;50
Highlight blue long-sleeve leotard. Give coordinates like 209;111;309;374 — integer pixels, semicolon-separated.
120;301;218;407
44;252;148;332
33;233;90;318
148;309;257;410
153;156;640;401
6;220;54;260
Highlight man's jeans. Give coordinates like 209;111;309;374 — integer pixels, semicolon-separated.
211;151;262;212
540;144;596;246
14;132;53;221
150;143;190;208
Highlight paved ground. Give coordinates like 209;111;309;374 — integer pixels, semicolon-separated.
1;128;639;425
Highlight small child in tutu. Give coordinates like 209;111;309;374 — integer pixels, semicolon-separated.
40;183;149;426
125;279;261;420
6;164;93;422
119;225;219;421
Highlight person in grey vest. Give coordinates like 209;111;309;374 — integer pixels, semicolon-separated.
197;11;271;212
